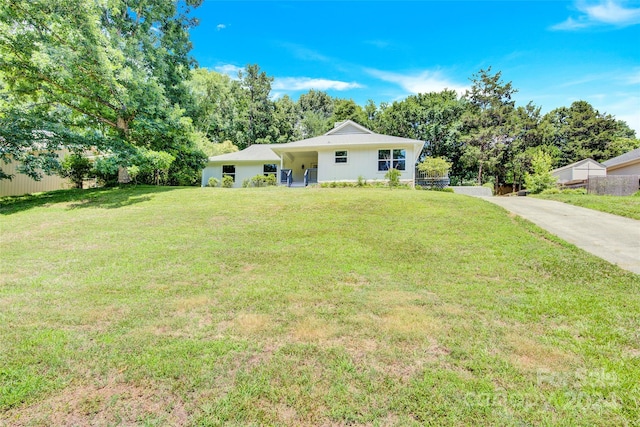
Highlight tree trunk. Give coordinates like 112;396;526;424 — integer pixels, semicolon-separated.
117;116;129;133
477;163;483;185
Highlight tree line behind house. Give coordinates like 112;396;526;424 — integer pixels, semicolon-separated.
1;0;637;189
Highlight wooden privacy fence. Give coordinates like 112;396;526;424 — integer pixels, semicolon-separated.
587;175;640;196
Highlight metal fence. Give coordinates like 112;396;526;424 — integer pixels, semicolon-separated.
415;168;450;189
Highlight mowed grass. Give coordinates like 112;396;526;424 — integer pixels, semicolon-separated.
535;192;640;220
1;186;639;426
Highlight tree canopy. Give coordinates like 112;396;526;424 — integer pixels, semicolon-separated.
0;0;206;184
1;4;636;190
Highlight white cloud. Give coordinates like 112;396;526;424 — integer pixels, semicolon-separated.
216;24;227;31
365;68;468;95
552;0;640;30
273;77;362;91
279;43;331;62
626;69;640;84
214;64;243;79
602;94;640;134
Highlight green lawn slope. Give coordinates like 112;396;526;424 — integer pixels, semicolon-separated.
535;192;640;220
1;186;638;426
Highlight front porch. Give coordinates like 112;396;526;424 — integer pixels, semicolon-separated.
280;167;317;187
279;150;318;187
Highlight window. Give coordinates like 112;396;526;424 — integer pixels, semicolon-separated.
222;165;235;182
263;164;277;176
335;150;348;164
378;149;406;171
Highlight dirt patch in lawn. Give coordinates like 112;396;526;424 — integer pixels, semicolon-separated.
1;380;188;426
506;332;576;372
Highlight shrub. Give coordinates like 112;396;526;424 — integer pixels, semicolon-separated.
60;153;92;189
385;168;401;189
524;149;556;194
93;156;120;187
541;187;560;195
242;174;278;188
222;175;234;188
417;157;452;178
357;175;367;187
127;165;140;184
561;188;587;195
482;182;495;195
207;177;220;187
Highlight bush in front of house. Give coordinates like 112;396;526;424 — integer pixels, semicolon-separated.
242;174;277;188
222;175;234;188
207;177;220;187
385;168;401;189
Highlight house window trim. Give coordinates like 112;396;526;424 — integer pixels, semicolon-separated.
263;163;278;177
222;164;236;182
335;150;348;164
377;148;407;172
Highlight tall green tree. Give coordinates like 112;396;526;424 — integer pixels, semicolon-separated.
296;90;334;138
185;69;241;143
540;101;636;164
239;64;274;147
375;91;466;179
0;0;204;180
271;95;300;143
461;68;517;185
331;99;367;126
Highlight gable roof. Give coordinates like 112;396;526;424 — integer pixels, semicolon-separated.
206;121;425;164
602;148;640;168
551;158;606;174
207;144;283;163
271;120;424;152
327;120;374;135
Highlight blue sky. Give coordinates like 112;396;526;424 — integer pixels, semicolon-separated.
189;1;640;133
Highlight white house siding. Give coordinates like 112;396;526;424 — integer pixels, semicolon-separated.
317;145;416;184
553;168;573;184
607;162;640;176
571;165;606;181
201;162;279;188
552;159;606;184
283;153;317;183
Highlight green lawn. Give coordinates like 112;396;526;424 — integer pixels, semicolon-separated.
1;186;639;426
535;192;640;220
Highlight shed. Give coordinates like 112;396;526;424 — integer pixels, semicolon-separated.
551;158;606;185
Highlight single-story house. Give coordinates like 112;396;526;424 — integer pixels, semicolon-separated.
602;147;640;176
201;120;425;188
551;158;606;185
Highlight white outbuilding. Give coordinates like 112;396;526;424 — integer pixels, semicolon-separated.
551;158;607;185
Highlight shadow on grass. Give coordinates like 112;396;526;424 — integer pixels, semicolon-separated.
0;185;179;215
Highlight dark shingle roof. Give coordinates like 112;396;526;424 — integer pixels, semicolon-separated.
603;148;640;167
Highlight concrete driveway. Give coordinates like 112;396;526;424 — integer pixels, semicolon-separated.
481;196;640;275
